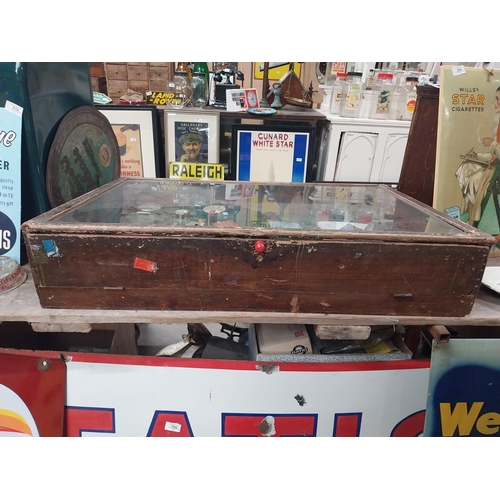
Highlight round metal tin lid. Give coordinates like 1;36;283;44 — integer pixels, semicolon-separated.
0;256;27;294
46;105;121;208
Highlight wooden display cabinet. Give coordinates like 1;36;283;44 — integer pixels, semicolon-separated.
21;178;494;317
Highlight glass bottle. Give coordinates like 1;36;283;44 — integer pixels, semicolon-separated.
329;72;348;115
193;62;210;82
192;71;209;108
175;62;192;80
365;69;375;90
339;72;364;118
324;64;337;87
166;80;182;109
397;76;418;121
370;73;394;120
167;71;191;108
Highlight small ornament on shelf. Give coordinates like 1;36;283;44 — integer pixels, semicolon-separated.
271;83;283;109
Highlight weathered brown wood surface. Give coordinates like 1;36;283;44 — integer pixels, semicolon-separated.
3;265;500;327
397;84;440;207
157;105;328;123
23;231;490;316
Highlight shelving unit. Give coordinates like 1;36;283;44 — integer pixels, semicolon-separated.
157;105;330;181
319;112;411;184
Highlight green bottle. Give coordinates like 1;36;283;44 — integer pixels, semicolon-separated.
193;62;210;83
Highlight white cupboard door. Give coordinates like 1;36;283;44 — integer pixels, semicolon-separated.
334;131;378;182
378;133;408;183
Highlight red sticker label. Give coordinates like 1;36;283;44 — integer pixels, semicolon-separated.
134;257;158;273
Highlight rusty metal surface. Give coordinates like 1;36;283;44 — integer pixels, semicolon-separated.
46;106;120;208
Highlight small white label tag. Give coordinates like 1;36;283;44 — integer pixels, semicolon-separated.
5;100;23;116
452;65;466;76
164;421;181;432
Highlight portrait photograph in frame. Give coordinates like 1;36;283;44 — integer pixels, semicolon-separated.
231;124;316;182
96;105;161;178
164;110;220;169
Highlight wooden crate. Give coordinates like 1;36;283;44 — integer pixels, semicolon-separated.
103;62;174;101
21;179;495;317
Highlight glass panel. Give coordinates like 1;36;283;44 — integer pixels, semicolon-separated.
53;179;464;235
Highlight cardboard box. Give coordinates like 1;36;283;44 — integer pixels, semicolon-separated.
0;322;138;355
256;323;312;355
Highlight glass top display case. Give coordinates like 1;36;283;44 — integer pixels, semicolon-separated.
40;178;469;237
22;178;495;317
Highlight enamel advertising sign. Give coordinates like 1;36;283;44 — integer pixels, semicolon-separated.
424;338;500;437
0;101;22;264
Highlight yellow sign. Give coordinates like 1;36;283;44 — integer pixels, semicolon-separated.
169;162;224;180
254;62;301;80
147;91;180;106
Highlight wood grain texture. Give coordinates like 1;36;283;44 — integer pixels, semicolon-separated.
4;265;500;327
397;84;440;207
23;233;489;316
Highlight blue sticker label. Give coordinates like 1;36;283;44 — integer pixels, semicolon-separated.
42;240;61;258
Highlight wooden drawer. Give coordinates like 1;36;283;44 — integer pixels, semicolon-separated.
127;65;149;81
105;63;128;80
149;65;172;81
128;79;149;95
107;79;128;99
103;62;174;101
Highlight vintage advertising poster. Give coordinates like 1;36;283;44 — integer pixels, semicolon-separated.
165;112;220;167
434;66;500;255
171;120;210;163
424;338;500;437
97;106;159;178
111;123;144;178
0;102;22;264
233;125;314;183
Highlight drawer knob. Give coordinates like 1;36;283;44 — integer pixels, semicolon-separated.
254;240;266;253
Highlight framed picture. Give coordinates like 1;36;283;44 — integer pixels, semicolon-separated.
164;110;220;167
96;105;161;178
231;124;316;182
